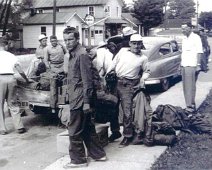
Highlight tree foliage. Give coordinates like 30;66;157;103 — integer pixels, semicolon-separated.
199;12;212;31
167;0;196;19
133;0;165;35
0;0;33;36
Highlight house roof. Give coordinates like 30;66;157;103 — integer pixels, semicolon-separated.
105;18;128;24
160;19;191;28
121;13;142;26
23;12;85;25
33;0;108;8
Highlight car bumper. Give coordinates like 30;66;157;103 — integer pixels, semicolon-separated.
145;79;161;85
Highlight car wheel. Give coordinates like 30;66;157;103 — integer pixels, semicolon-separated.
160;78;170;91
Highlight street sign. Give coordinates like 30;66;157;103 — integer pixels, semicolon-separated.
191;17;197;26
84;14;95;25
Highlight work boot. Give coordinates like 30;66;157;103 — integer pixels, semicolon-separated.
63;162;88;169
119;137;133;148
131;133;143;145
109;131;122;142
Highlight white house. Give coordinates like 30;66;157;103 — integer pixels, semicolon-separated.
23;12;85;48
22;0;135;48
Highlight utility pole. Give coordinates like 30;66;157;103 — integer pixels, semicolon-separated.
196;0;199;27
53;0;56;36
164;0;167;30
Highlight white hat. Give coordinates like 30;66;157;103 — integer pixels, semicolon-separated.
130;34;143;42
122;27;137;36
38;34;47;41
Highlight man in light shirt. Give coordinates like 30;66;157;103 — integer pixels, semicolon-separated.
0;37;29;135
94;42;122;142
181;22;203;113
107;34;150;147
26;34;48;80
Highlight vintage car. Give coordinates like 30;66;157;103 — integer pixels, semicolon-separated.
107;36;181;91
142;37;181;91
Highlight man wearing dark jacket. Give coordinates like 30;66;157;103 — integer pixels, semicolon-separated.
62;27;106;168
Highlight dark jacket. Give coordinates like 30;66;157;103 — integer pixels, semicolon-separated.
67;44;94;110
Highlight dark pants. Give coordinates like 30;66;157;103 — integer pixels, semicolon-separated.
95;89;120;133
116;78;139;138
68;108;106;164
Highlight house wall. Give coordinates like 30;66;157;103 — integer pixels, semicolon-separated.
23;17;82;48
59;5;105;19
105;0;122;18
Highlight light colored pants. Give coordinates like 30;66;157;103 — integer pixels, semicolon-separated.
0;75;24;131
181;66;197;110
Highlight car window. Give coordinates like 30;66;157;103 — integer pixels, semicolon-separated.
171;41;179;52
159;43;171;56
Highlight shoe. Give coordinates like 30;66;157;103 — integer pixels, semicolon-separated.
94;156;107;161
109;131;122;142
131;134;143;145
0;130;7;135
63;162;88;169
17;128;27;134
119;137;132;148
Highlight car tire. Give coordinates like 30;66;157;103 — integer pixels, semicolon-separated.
160;78;170;91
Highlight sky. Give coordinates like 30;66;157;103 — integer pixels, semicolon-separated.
123;0;212;12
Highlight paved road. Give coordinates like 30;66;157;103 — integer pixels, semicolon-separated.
0;38;211;170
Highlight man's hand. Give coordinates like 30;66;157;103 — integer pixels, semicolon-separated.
83;103;92;114
196;65;201;72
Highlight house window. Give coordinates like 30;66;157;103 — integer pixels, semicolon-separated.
95;30;103;34
85;29;88;38
91;30;94;38
105;6;111;16
41;27;46;36
88;6;94;16
117;7;119;17
38;9;43;14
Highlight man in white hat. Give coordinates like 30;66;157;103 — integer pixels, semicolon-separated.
107;34;150;147
26;34;48;79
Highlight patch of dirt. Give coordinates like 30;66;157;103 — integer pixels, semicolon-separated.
151;90;212;170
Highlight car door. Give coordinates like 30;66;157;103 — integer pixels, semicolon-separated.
158;42;180;78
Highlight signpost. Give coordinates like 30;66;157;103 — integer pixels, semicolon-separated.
84;14;95;47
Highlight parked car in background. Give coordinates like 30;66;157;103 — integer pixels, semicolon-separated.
206;31;212;37
142;37;181;91
93;36;182;91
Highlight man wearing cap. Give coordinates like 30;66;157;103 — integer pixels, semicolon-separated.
107;34;150;147
26;34;48;80
0;37;29;135
181;22;203;113
44;35;67;110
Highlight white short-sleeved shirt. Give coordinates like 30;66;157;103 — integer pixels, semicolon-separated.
96;47;114;76
108;48;149;80
0;51;18;74
181;32;203;67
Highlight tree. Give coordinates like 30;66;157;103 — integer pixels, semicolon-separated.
167;0;196;19
199;12;212;31
0;0;33;36
133;0;165;35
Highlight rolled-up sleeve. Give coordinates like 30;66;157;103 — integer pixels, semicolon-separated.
141;56;150;80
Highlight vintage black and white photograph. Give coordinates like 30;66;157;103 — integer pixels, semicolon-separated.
0;0;212;170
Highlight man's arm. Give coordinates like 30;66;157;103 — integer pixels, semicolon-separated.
79;53;94;111
14;63;30;83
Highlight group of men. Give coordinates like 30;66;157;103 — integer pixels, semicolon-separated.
0;22;208;168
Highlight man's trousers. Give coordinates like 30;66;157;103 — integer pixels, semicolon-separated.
68;108;106;164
